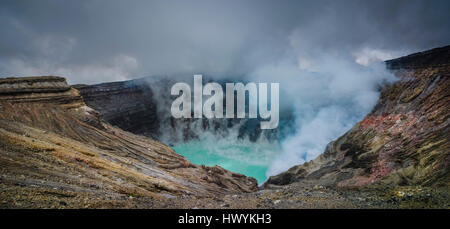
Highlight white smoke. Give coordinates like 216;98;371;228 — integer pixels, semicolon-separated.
144;51;396;182
248;48;397;177
129;7;402;182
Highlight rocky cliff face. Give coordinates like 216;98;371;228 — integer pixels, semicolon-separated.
74;77;288;143
73;79;160;139
0;76;84;109
0;77;257;208
266;46;450;187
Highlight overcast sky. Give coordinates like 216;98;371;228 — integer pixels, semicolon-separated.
1;0;449;84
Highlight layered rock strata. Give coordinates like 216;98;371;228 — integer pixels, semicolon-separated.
266;46;450;187
0;76;257;208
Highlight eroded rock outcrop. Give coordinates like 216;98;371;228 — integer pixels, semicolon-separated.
74;78;290;143
0;76;84;109
73;79;161;139
0;76;257;208
266;46;450;187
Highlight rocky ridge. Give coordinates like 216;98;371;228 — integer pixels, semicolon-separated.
0;76;257;208
266;46;450;188
0;76;84;109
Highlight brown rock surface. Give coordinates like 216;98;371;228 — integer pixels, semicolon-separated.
266;46;450;188
0;76;257;208
0;76;84;109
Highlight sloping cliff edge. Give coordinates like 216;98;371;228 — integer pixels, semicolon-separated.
0;76;257;208
266;45;450;188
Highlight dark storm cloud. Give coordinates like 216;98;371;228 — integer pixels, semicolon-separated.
0;0;449;84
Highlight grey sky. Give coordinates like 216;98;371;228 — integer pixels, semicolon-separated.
1;0;449;84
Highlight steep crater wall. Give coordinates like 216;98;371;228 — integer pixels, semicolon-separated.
266;46;450;187
0;76;259;208
74;78;293;143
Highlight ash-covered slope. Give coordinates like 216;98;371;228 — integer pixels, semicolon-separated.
266;46;450;187
0;76;257;208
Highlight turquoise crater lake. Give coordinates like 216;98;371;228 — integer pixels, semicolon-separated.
172;140;280;184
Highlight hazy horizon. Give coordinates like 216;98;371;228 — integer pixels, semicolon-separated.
1;0;450;84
